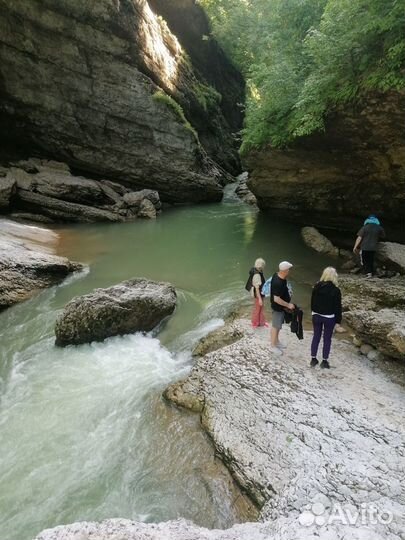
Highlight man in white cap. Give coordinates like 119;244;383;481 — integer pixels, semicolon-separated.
270;261;295;355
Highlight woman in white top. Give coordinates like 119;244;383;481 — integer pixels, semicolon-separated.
249;258;268;328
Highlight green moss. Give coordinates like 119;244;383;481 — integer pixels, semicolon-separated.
152;90;199;142
193;82;222;112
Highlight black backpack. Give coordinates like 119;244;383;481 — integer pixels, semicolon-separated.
245;267;264;294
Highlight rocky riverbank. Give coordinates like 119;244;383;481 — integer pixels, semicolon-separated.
300;225;405;360
1;159;162;223
0;163;264;225
34;317;405;540
0;218;82;309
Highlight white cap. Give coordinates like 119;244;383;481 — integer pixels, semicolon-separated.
279;261;293;271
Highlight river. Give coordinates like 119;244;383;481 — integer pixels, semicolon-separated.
0;188;334;540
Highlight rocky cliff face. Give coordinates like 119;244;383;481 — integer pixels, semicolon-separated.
148;0;244;173
0;0;244;205
247;91;405;240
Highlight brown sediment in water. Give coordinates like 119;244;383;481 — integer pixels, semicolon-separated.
51;225;108;264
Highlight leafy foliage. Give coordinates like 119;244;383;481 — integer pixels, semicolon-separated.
199;0;405;151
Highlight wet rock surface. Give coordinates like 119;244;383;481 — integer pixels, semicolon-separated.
55;278;177;346
0;219;83;309
1;159;162;222
0;0;243;203
36;319;405;539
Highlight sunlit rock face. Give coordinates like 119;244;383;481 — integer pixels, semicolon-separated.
247;91;405;239
149;0;245;174
0;0;244;203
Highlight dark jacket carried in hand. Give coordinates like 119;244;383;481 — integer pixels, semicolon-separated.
285;305;303;339
311;281;342;324
290;306;304;340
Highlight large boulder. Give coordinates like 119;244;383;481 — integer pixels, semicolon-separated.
345;308;405;360
0;219;83;309
55;278;177;346
301;226;338;256
0;0;244;203
377;242;405;274
247;91;405;239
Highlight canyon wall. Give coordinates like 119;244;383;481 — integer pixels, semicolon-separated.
247;91;405;240
0;0;244;205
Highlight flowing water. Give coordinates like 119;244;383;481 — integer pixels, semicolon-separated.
0;188;335;540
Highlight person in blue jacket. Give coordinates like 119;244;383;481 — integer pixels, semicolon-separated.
353;215;385;277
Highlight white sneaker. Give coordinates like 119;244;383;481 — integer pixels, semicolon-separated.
277;341;287;349
270;346;283;356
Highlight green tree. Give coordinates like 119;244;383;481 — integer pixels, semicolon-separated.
199;0;405;151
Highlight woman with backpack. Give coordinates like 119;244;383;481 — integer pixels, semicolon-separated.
246;258;268;328
310;267;342;369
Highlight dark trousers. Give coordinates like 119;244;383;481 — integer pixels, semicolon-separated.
361;250;375;275
311;314;336;360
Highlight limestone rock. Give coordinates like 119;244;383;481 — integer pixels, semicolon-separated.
167;324;405;538
234;173;257;206
367;349;383;361
33;518;271;540
55;278;177;346
137;198;157;219
0;175;16;209
192;321;244;357
35;320;405;538
0;0;244;203
339;274;405;311
2;160;161;222
301;226;339;256
0;219;83;309
360;343;374;356
377;242;405;274
345;308;405;361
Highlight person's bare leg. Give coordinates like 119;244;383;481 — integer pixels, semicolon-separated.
271;327;279;347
